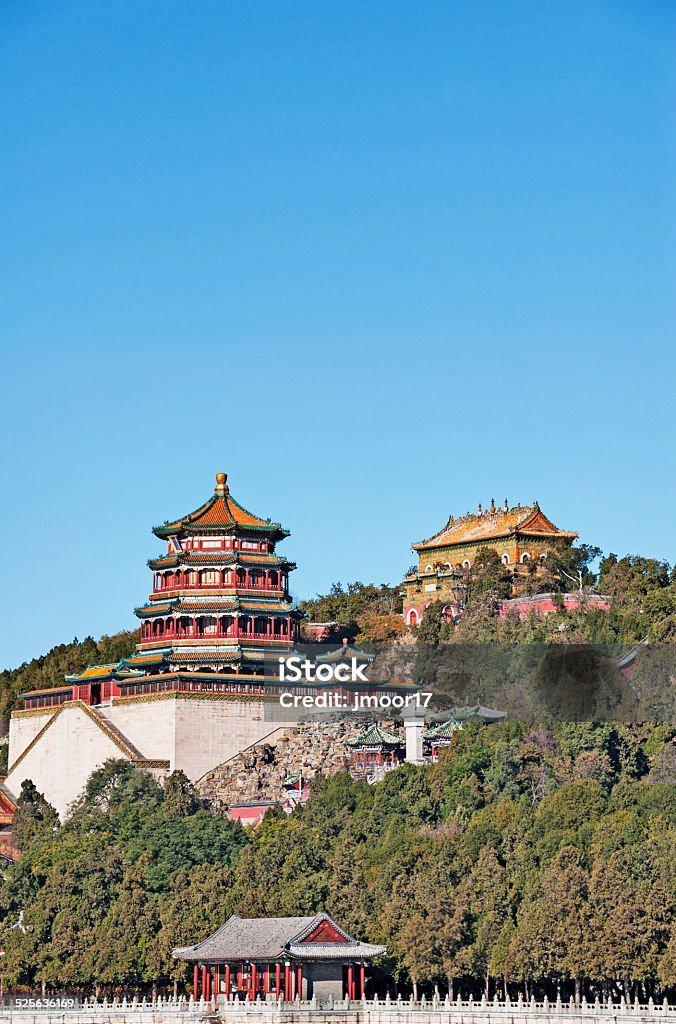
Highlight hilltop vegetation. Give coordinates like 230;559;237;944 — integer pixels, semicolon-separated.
0;631;138;742
0;721;674;999
301;549;676;647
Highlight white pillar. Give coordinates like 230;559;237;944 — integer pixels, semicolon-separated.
403;709;425;764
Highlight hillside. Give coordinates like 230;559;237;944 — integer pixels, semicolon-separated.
0;631;138;734
0;721;674;998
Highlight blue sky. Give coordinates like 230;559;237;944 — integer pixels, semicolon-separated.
1;1;674;669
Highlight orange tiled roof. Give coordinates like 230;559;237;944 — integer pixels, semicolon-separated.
154;473;287;538
65;663;119;682
414;503;577;551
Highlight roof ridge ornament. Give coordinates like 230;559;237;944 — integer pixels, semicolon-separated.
215;472;229;496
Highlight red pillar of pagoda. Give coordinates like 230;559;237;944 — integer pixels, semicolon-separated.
251;963;257;999
347;963;354;999
284;963;291;998
201;965;208;999
193;964;199;998
296;965;302;1000
360;962;365;997
275;963;281;998
225;964;231;999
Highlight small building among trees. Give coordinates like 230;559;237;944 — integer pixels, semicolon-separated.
173;912;386;1001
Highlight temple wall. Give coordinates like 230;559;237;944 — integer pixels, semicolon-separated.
4;696;285;818
106;696;280;781
305;962;344;1000
172;698;275;781
104;699;176;762
7;710;56;766
4;704;125;818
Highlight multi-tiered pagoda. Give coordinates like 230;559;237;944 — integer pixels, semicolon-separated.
19;473;302;710
5;474;309;816
136;471;300;677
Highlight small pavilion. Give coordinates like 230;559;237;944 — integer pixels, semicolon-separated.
422;718;462;762
173;912;386;1001
345;724;403;780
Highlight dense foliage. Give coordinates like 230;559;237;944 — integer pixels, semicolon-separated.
298;582;406;642
0;631;138;723
415;550;676;646
0;765;246;991
1;723;674;1000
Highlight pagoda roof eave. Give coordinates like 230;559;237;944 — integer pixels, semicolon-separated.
152;475;290;540
134;599;302;618
147;552;296;571
346;724;402;747
154;522;289;540
316;644;375;664
172;912;385;963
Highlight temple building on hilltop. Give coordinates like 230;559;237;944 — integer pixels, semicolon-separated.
4;473;303;817
174;912;386;1001
3;474;410;820
401;499;577;626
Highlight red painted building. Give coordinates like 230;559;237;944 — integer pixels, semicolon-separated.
20;472;304;710
496;592;611;618
173;912;386;1001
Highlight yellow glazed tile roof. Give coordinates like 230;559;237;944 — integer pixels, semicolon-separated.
414;504;577;551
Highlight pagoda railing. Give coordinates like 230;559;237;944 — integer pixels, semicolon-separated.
140;628;292;643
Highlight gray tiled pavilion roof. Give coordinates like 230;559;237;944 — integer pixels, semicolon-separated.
173;913;386;962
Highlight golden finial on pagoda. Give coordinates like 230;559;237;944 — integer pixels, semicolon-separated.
215;472;229;494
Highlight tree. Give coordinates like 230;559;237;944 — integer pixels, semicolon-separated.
658;928;676;991
456;848;509;996
510;846;591;1001
464;550;512;608
587;846;673;999
11;780;59;853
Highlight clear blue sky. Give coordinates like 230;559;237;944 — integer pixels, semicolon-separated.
1;1;674;670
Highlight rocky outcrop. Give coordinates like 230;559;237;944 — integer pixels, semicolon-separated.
196;721;368;807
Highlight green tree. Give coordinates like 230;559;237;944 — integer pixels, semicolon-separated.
11;780;59;853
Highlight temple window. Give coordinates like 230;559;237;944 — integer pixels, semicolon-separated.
407;609;419;626
201;569;219;585
203;616;218;635
269;571;278;587
502;553;509;565
521;552;531;563
462;559;471;569
241;540;258;550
